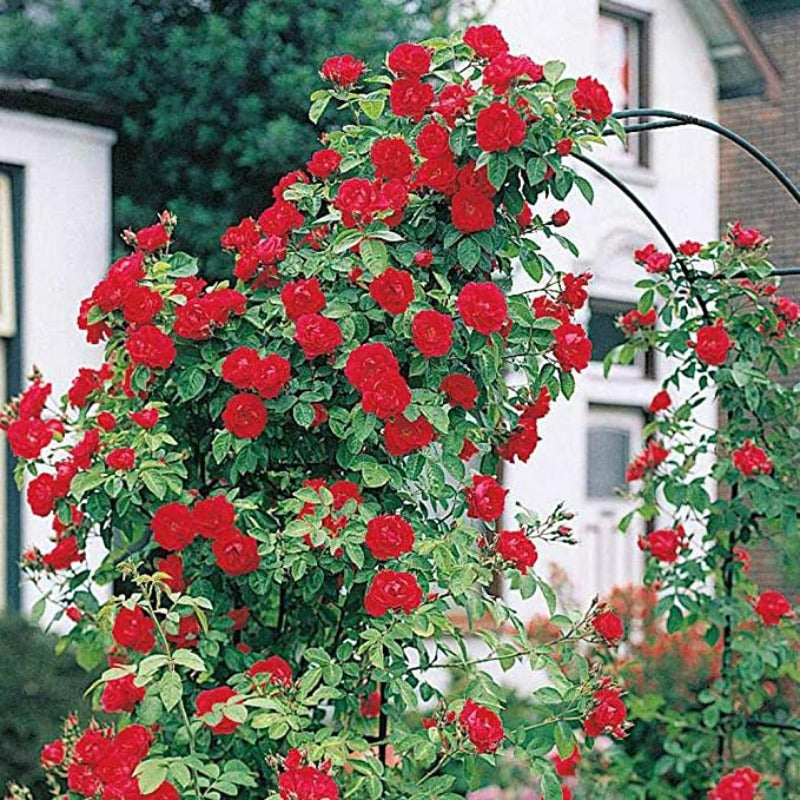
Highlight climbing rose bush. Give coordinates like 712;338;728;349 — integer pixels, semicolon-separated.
4;25;624;800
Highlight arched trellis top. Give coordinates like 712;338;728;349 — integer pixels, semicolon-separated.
574;108;800;278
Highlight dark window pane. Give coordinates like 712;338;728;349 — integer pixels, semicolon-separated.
587;426;630;498
588;298;629;362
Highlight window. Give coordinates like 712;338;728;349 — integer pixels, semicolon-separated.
598;4;650;166
588;297;654;377
586;405;643;499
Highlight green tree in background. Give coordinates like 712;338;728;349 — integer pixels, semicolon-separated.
0;0;454;274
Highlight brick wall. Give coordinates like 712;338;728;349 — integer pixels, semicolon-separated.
720;9;800;597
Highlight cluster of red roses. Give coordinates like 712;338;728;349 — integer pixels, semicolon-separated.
40;724;178;800
422;698;505;755
709;767;762;800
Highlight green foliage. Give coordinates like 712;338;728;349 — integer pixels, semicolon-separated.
0;0;450;276
0;615;93;796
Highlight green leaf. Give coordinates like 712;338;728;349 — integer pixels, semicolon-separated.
360;238;388;275
177;367;207;401
69;470;106;500
158;671;183;712
309;94;331;124
358;96;385;120
544;60;566;84
457;237;481;271
487;153;508;189
293;403;315;428
361;461;390;488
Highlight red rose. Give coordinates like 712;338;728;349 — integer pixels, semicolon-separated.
694;320;731;366
361;372;411;420
411;309;454;357
249;655;293;686
222;393;268;439
334;178;377;227
320;54;365;87
105;447;136;471
482;54;543;94
152;502;196;551
7;417;53;459
553;322;592;372
42;536;83;571
193;494;236;539
213;529;261;575
369;268;415;315
278;762;340;800
389;78;434;122
733;439;773;477
753;590;791;626
709;767;761;800
775;295;800;324
457;282;508;336
281;277;327;321
294;314;343;359
345;343;400;390
592;611;624;644
626;439;669;481
384;414;435;456
497;423;539;463
458;161;497;196
553;747;580;777
432;82;476;126
460;439;479;460
639;526;685;563
112;606;155;653
416;156;459;195
466;474;507;522
130;408;159;429
135;222;170;252
371;137;415;181
156;553;185;592
221;217;260;251
440;373;478;409
476;101;526;152
620;308;657;334
414;249;434;267
464;25;509;59
459;699;504;753
679;240;702;256
551;209;570;227
496;529;537;573
360;690;381;719
416;122;451;159
649;390;672;413
126;324;176;370
387;42;431;77
365;514;415;560
195;686;242;734
573;76;613;122
101;674;146;713
96;411;116;431
306;148;343;179
258;199;304;237
40;739;65;768
122;286;163;326
222;346;261;389
27;473;57;517
728;221;766;250
253;354;291;400
364;569;423;616
584;686;627;738
560;273;591;310
451;187;495;233
555;138;573;156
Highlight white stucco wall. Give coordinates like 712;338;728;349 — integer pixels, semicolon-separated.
486;0;720;615
0;109;115;612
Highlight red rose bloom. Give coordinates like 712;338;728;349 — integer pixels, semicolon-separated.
221;217;260;251
371;138;415;181
306;148;342;179
7;417;53;460
131;407;160;429
440;373;478;409
361;372;411;420
679;240;702;256
639;526;685;563
496;529;538;573
694;320;731;366
250;655;293;686
254;354;292;400
122;286;163;325
320;54;365;87
42;536;83;571
553;747;580;777
560;272;591;310
222;346;261;388
732;439;773;476
476;101;526;152
195;686;242;734
626;439;669;481
344;343;400;390
101;674;146;713
40;739;65;768
416;122;451;159
156;553;185;592
135;222;170;252
573;76;613;122
592;611;624;644
334;178;377;227
451;187;495;233
649;390;672;413
365;514;415;560
222;393;268;439
112;606;156;653
369;268;415;314
412;309;454;357
279;762;340;800
213;529;261;576
584;686;627;737
27;473;57;517
417;157;459;195
152;502;196;551
753;590;791;626
387;42;431;78
384;414;435;456
258;199;304;237
620;308;657;334
728;221;766;250
464;25;509;59
555;138;574;156
553;322;592;371
466;474;507;522
457;282;508;335
497;423;539;463
364;569;423;616
414;249;435;267
193;494;236;539
294;314;343;359
126;324;176;370
389;78;434;122
459;699;504;753
281;277;327;321
709;767;761;800
105;447;136;471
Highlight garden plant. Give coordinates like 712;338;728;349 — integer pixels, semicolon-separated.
3;24;799;800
